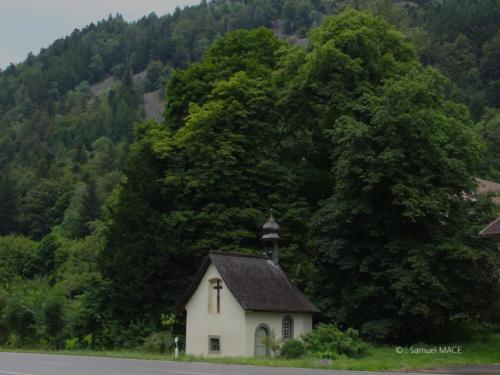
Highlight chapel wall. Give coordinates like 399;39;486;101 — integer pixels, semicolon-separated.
185;263;246;356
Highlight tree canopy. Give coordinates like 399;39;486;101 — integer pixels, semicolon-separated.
0;1;499;349
102;10;499;343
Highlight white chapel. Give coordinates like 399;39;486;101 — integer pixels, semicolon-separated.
178;215;319;357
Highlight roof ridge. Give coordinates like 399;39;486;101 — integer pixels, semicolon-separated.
209;251;267;260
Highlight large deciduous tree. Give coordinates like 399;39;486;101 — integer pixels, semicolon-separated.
312;66;498;342
274;9;500;342
101;30;309;322
102;10;500;341
476;110;500;181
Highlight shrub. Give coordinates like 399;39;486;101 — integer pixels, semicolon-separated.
99;319;155;349
64;338;78;350
261;329;281;357
423;321;498;343
304;324;367;358
42;295;64;343
142;331;174;354
280;339;306;359
360;319;400;343
82;334;93;349
3;301;36;347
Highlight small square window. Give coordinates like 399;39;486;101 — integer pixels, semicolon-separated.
209;336;220;354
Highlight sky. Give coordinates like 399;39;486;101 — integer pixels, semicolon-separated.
0;0;201;69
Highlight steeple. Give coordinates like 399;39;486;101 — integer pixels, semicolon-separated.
262;210;280;265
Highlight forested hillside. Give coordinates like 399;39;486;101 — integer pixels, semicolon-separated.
0;0;499;349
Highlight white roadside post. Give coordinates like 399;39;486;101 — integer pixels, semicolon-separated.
174;336;179;359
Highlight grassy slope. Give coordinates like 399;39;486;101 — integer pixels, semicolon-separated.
180;333;500;371
3;334;499;372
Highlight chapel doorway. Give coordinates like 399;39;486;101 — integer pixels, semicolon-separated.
254;324;270;357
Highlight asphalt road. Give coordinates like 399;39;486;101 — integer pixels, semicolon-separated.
0;352;496;375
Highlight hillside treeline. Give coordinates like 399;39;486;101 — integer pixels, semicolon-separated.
0;1;499;349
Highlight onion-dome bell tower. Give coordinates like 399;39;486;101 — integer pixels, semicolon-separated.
262;211;280;265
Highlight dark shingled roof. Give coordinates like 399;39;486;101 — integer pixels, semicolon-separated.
480;217;500;238
178;252;320;313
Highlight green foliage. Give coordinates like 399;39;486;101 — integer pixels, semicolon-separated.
38;234;60;271
101;9;500;344
280;339;306;359
165;27;283;131
0;235;37;283
160;313;176;331
0;170;18;235
42;294;65;347
312;62;498;341
0;230;112;349
2;280;54;347
0;0;499;350
98;319;155;349
261;329;281;357
20;179;71;240
60;182;99;239
476;110;500;181
276;9;418;205
144;61;169;92
303;324;367;358
142;331;174;354
64;338;78;350
102;29;309;322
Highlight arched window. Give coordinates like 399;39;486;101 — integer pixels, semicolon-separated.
282;315;294;340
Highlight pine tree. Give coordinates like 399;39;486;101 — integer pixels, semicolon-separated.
0;169;18;235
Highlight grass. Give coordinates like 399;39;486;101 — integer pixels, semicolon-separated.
2;334;499;372
179;333;500;371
